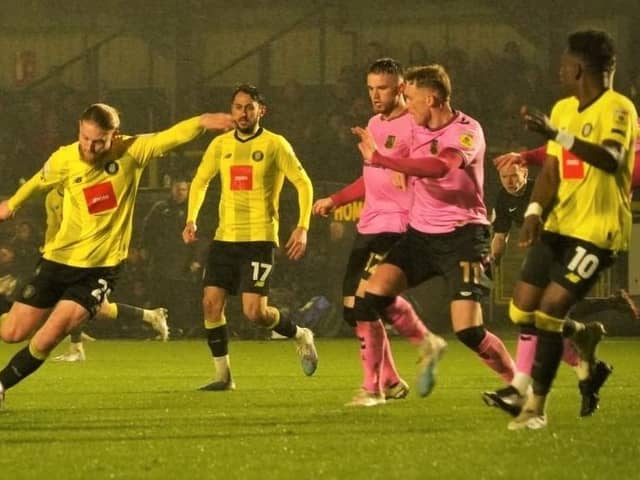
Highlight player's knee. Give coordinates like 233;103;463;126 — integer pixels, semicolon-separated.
455;325;486;350
509;301;534;326
202;295;224;319
343;305;356;328
0;314;28;343
356;293;394;322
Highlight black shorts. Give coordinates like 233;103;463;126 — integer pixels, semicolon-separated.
520;231;614;299
342;232;403;297
203;241;276;296
383;224;491;301
16;258;120;317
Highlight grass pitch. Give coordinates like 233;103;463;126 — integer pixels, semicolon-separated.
1;336;639;479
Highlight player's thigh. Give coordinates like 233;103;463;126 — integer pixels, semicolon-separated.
345;233;402;298
60;264;120;318
203;241;240;294
238;242;275;296
450;299;483;332
378;228;436;293
31;299;91;352
437;224;491;302
547;233;614;301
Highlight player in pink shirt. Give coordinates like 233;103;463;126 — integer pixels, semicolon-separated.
314;58;430;406
353;65;515;397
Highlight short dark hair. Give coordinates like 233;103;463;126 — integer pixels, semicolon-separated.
367;57;404;77
80;103;120;130
231;83;266;106
171;173;191;184
567;29;616;74
404;64;451;102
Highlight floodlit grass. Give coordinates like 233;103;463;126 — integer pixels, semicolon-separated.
1;337;639;479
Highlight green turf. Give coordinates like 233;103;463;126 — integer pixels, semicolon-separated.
1;337;639;479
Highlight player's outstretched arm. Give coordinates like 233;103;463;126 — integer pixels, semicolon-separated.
0;200;13;222
312;197;335;217
199;113;234;131
521;105;623;173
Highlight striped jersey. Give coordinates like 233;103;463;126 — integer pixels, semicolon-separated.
188;127;313;244
545;90;637;251
9;116;205;267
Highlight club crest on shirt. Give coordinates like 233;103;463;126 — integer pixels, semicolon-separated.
105;161;119;175
581;123;593;137
430;140;438;154
384;135;396;148
614;108;629;126
459;132;474;149
252;151;264;162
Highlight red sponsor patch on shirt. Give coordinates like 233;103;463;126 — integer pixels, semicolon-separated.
83;181;118;214
561;148;584;179
230;165;253;190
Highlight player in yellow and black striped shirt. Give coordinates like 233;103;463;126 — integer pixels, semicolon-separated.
42;187;170;363
183;84;317;391
0;103;232;407
506;30;637;430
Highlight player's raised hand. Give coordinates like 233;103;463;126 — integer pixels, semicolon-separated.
0;200;14;222
493;152;525;170
285;226;308;261
351;126;376;163
182;221;198;244
200;113;234;132
518;215;542;248
521;106;557;140
312;197;335;217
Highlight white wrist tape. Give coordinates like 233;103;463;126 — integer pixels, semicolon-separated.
524;202;543;218
554;130;575;150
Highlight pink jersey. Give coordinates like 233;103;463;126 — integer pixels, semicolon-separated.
358;111;414;234
408;111;489;233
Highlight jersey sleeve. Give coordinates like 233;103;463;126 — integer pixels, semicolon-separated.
449;121;485;167
600;98;635;147
276;136;313;230
8;149;67;211
126;116;204;168
187;138;221;224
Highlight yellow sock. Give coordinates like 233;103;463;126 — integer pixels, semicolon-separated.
101;302;118;320
204;314;226;330
28;340;50;360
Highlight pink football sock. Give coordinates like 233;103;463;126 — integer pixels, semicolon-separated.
355;321;385;394
380;326;401;388
385;296;427;345
476;330;515;383
514;330;538;375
